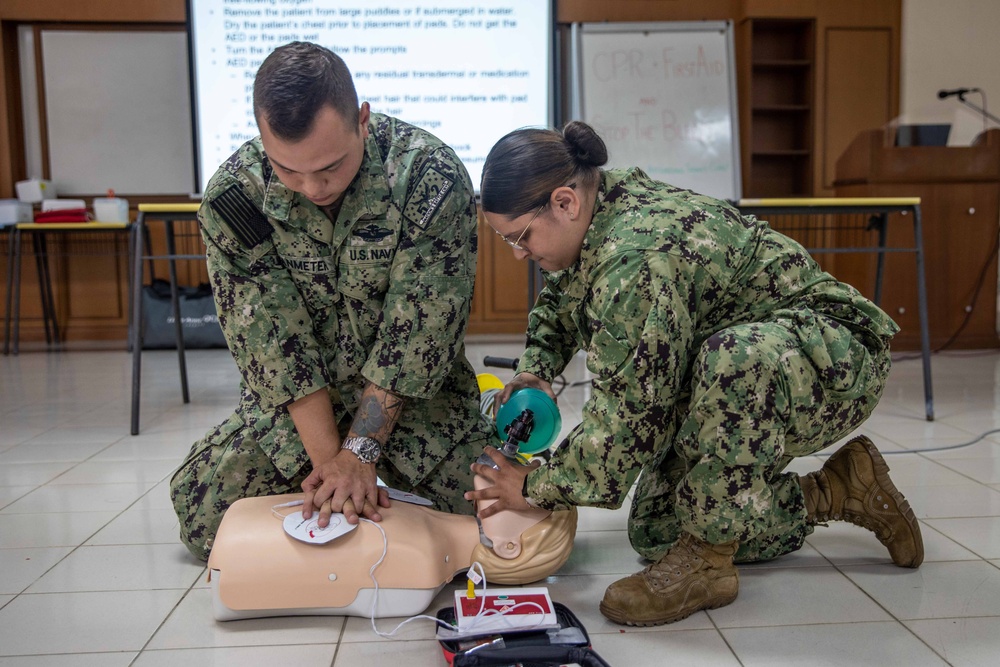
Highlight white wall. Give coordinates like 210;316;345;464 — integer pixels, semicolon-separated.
901;0;1000;145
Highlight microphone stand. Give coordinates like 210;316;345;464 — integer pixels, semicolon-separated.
954;92;1000;126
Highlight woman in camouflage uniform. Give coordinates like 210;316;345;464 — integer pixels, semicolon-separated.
467;121;923;626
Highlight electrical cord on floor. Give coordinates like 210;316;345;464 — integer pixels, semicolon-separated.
885;428;1000;455
812;427;1000;458
935;229;998;352
892;228;1000;361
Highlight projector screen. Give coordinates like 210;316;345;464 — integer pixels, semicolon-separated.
188;0;553;194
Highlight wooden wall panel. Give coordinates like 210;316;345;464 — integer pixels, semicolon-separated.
835;181;1000;350
1;234;49;343
822;28;893;190
0;24;25;202
834;129;1000;350
468;214;530;335
0;229;131;345
556;0;738;23
62;242;128;320
0;0;185;23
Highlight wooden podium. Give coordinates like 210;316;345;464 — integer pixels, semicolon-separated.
834;128;1000;350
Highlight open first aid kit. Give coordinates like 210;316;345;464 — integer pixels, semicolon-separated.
435;601;611;667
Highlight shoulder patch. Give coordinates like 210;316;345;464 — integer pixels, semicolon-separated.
209;185;272;248
222;148;245;174
403;165;454;230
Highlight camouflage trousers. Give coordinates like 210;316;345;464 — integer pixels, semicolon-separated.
628;318;891;563
169;411;486;562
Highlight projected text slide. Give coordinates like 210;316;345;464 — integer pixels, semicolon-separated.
190;0;552;192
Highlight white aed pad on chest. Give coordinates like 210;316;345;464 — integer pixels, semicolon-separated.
282;511;357;544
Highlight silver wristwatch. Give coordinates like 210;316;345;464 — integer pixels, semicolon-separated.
342;436;382;464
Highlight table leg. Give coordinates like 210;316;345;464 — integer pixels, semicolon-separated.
42;235;59;344
912;207;934;421
34;234;61;345
872;213;887;307
126;225;134;353
130;217;145;435
164;220;190;404
3;228;14;355
11;228;22;355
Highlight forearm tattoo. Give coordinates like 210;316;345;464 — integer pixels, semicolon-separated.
350;387;404;443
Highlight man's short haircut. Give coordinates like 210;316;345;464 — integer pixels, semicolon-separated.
253;41;360;141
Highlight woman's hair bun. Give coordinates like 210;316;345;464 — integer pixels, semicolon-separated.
562;121;609;168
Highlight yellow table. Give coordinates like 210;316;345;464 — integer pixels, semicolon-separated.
3;221;130;356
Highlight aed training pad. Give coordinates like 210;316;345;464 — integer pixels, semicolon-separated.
282;511;357;544
496;388;562;455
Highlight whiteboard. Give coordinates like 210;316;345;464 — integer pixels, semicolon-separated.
41;30;195;196
572;22;741;201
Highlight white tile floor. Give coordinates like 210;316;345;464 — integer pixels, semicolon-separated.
2;340;1000;665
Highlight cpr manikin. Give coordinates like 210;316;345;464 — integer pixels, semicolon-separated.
208;491;577;620
208;383;576;620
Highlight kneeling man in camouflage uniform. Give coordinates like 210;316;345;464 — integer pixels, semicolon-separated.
170;42;492;562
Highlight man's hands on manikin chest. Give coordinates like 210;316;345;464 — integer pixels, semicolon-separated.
289;384;400;527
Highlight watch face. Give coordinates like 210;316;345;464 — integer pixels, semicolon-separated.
347;437;380;463
360;441;377;460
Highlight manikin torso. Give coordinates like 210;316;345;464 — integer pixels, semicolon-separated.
207;480;577;620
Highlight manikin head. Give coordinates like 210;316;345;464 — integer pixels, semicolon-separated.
474;506;578;585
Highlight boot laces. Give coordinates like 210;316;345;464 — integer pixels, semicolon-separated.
808;470;891;541
840;505;891;541
644;539;702;585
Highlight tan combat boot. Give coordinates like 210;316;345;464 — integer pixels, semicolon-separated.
599;532;739;626
800;435;923;568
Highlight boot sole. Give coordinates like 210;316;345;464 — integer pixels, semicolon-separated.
851;436;924;568
598;592;737;627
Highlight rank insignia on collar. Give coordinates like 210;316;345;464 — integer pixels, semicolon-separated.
354;223;393;242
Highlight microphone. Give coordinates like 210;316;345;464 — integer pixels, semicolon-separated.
938;87;980;99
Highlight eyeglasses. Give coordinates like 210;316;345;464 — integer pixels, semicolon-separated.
495;203;545;251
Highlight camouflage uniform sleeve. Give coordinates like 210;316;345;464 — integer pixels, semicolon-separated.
362;147;478;398
199;177;333;410
517;281;581;382
526;251;707;510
